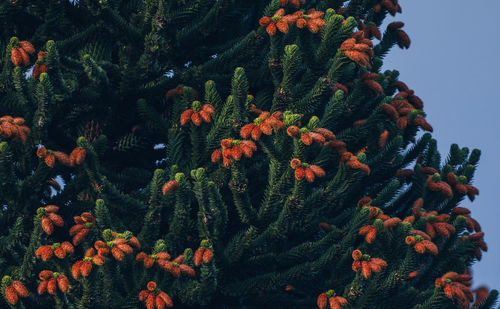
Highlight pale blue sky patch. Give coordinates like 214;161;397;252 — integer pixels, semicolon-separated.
382;0;500;288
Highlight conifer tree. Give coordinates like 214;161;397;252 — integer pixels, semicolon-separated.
0;0;497;308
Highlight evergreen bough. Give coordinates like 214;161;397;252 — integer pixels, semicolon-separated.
0;0;496;308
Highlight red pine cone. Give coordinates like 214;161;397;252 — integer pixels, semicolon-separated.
309;165;326;178
92;255;105;266
11;281;29;298
36;245;54;261
295;167;305;180
359;225;377;244
11;48;22;66
194;248;204;266
329;296;348;309
57;275;69;293
317;293;328;309
47;212;64;227
81;260;93;277
47;278;57;295
139;290;150;301
379;130;389;148
111;246;125;261
352;249;363;261
45;153;56;167
155;295;166;309
146;293;155;309
179;264;196;277
61;241;75;254
180;110;194;126
147;281;157;291
53;246;66;259
37;280;48;295
32;63;48;79
41;216;54;235
18;47;30;66
305;167;315;182
364;79;384;96
5;286;18;305
202;249;213;263
156;252;170;260
19;41;35;54
37;146;47;158
72;261;82;279
191;112;202;126
158;291;174;307
72;228;90;246
44;205;58;213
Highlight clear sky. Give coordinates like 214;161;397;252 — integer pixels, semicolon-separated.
380;0;500;289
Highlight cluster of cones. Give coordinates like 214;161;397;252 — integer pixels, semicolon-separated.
136;250;195;278
194;246;214;266
136;242;214;279
211;138;257;168
157;254;195;278
72;234;140;279
10;40;35;66
373;0;402;16
405;230;439;255
387;21;410;49
340;31;374;68
69;212;96;245
360;73;384;96
340;151;370;175
317;289;348;309
452;207;481;234
240;109;284;141
3;277;29;305
409;198;456;239
72;247;106;279
180;101;215;126
32;51;48;79
136;251;171;268
0;116;30;144
41;205;64;235
37;271;69;295
138;281;173;309
425;172;455;199
259;8;326;36
290;158;325;183
461;232;488;261
357;197;401;243
36;146;86;168
358;217;401;244
435;272;474;309
381;81;431;132
453;207;487;260
287;123;336;146
36;241;74;261
351;249;387;279
447;172;479;201
396;167;479;201
357;21;381;40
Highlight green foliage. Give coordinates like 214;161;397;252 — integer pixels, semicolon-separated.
0;0;495;308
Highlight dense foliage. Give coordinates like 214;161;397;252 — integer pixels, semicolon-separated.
0;0;497;308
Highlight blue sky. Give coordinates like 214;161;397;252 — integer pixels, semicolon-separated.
381;0;500;289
